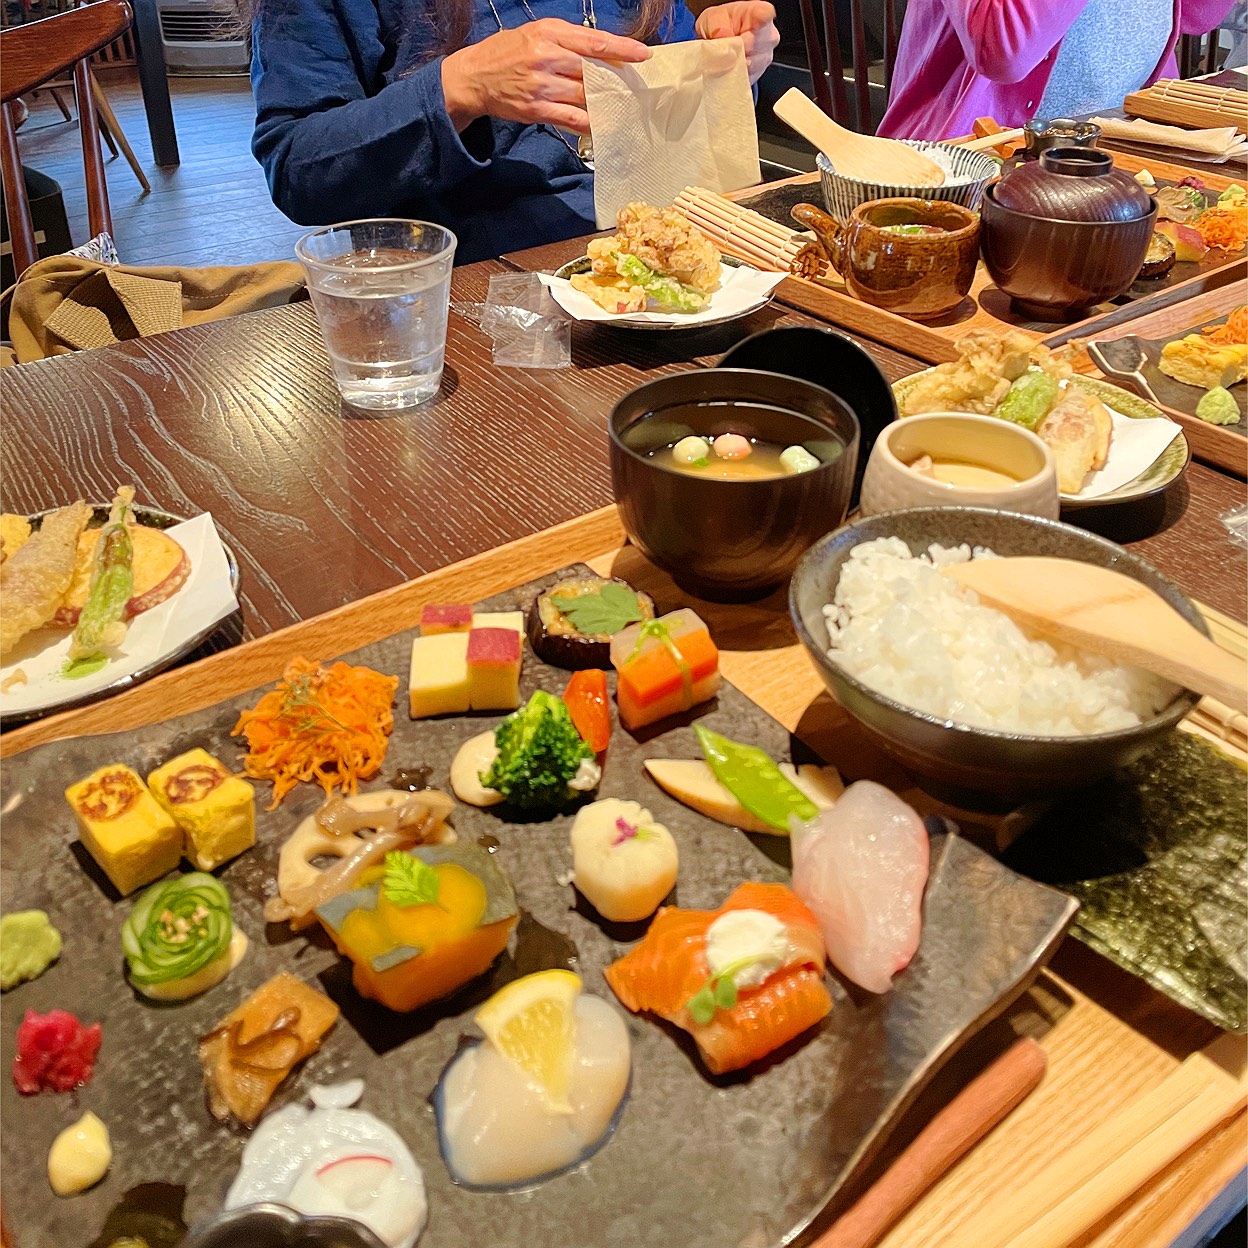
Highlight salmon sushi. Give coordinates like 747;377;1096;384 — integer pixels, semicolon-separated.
604;881;831;1074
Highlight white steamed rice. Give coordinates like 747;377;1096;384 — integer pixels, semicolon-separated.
823;538;1178;736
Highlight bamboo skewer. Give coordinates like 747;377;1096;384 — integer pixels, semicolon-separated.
952;1036;1248;1248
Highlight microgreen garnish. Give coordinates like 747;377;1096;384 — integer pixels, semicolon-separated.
625;618;685;668
550;582;644;637
611;816;655;846
685;955;758;1025
382;852;442;908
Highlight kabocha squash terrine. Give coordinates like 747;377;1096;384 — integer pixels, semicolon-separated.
527;575;656;670
316;844;519;1012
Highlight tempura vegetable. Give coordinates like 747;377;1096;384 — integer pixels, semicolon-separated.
0;501;91;657
992;370;1060;431
614;254;709;314
68;487;135;663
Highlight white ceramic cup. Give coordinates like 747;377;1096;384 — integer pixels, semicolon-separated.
859;413;1060;519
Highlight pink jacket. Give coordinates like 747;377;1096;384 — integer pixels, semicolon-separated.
879;0;1234;138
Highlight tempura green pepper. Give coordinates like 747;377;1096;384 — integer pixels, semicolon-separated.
694;725;818;833
68;487;134;663
991;370;1059;431
615;253;708;314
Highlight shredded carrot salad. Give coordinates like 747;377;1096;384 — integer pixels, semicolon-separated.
1195;205;1248;253
232;657;399;809
1203;306;1248;347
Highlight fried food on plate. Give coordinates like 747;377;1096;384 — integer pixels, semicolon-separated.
571;202;722;315
903;330;1073;416
1038;386;1112;494
0;501;92;657
0;515;31;563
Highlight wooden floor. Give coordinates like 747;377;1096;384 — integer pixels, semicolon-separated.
14;71;306;268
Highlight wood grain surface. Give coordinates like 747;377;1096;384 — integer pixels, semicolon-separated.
1;508;1242;1248
0;261;914;641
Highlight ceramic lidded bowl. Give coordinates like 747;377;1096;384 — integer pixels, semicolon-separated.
788;506;1202;808
981;147;1157;317
816;141;999;225
609;368;859;602
859;414;1059;518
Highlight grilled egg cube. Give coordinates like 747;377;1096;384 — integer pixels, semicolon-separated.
147;748;256;871
65;765;181;896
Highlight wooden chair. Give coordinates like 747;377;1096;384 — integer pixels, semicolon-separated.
796;0;905;133
1;0;135;278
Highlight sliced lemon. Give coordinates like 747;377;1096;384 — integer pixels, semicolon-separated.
474;969;581;1113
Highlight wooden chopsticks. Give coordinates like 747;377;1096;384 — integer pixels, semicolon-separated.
951;1036;1248;1248
811;1039;1048;1248
1124;79;1248;135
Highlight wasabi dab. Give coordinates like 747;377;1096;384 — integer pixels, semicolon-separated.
1196;386;1241;426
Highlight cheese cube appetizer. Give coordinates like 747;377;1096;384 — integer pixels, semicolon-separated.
420;603;473;635
471;610;524;637
147;748;256;872
409;633;471;718
467;627;522;712
64;765;181;896
610;609;720;731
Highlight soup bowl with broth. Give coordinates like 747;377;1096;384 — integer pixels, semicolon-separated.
860;413;1060;519
610;369;859;601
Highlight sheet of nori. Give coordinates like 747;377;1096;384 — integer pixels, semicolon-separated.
1006;731;1247;1033
0;567;1076;1248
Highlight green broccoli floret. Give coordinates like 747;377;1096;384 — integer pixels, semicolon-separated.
480;690;593;812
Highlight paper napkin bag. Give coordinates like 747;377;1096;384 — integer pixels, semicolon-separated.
585;38;761;228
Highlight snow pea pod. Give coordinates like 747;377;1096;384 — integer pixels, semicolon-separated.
694;725;817;833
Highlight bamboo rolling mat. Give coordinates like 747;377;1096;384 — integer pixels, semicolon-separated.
1124;79;1248;136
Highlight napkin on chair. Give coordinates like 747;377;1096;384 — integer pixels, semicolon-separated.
1089;116;1248;161
583;38;761;228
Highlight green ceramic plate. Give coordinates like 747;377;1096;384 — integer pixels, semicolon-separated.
891;371;1191;511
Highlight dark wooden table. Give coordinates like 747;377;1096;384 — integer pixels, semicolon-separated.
3;256;1246;634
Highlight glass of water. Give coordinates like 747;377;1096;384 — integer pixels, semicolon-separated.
296;219;457;410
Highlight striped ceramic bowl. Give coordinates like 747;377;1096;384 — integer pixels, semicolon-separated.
816;141;1000;224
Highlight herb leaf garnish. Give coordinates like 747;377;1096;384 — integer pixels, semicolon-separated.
383;852;442;908
550;582;643;637
685;954;757;1025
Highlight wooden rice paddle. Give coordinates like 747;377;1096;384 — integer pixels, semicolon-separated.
943;557;1248;714
950;1036;1247;1248
773;89;945;187
811;1038;1047;1248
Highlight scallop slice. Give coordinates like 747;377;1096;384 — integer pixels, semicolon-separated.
435;995;631;1189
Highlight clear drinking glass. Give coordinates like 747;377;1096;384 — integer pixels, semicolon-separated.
296;219;457;410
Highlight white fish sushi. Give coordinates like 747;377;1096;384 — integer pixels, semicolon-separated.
790;781;929;994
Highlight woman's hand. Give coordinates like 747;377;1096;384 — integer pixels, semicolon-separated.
695;1;779;84
442;19;650;135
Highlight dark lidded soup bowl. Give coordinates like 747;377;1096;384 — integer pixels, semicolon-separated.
610;369;859;602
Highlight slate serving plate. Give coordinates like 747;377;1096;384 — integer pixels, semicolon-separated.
0;568;1076;1248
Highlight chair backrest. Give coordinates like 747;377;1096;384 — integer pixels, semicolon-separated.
1;0;133;279
796;0;905;133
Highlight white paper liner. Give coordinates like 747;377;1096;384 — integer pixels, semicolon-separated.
538;261;785;327
0;512;239;718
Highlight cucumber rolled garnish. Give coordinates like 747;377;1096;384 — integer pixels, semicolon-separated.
121;873;233;988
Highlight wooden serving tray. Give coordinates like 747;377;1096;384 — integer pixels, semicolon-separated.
2;507;1244;1248
1050;283;1247;477
726;152;1246;366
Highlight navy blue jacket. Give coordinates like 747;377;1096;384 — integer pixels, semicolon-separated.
251;0;695;262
